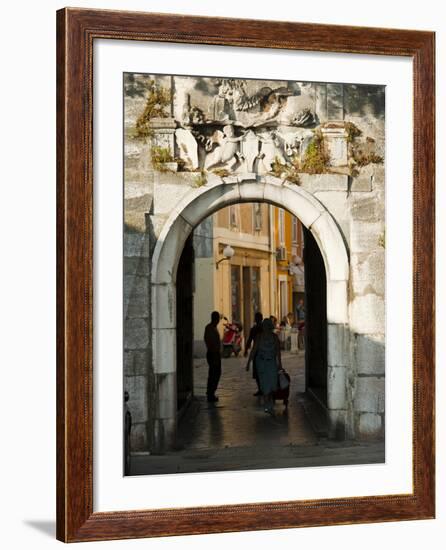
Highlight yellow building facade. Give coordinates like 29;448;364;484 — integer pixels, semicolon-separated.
213;203;272;335
272;206;305;324
193;202;305;354
193;202;273;352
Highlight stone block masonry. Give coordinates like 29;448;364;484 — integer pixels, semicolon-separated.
123;225;153;452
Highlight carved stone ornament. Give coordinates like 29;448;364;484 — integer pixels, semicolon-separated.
147;77;336;177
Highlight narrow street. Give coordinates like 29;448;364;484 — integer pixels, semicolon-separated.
180;351;317;450
130;352;384;475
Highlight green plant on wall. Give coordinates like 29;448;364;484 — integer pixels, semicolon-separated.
193;169;208;188
270;155;301;185
345;121;363;143
212;168;231;178
345;122;384;175
135;80;171;138
150;146;174;172
301;130;330;174
352;141;384;168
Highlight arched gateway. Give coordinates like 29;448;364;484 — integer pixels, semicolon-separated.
150;175;350;451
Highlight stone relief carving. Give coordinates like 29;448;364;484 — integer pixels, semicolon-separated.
139;77;383;178
204;125;246;171
175;128;199;170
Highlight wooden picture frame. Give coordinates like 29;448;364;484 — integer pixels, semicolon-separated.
56;7;435;542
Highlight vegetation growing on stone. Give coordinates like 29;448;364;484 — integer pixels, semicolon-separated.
135;80;171;138
269;130;331;181
352;147;384;168
150;146;174;172
193;169;208;188
301;131;330;174
345;122;384;175
212;168;231;178
378;230;385;248
345;121;362;143
270;155;301;185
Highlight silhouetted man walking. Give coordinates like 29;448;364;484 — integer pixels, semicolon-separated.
244;311;263;396
204;311;222;402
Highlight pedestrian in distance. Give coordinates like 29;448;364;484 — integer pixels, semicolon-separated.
295;298;306;350
244;311;263;396
246;317;283;415
295;298;305;322
204;310;222;403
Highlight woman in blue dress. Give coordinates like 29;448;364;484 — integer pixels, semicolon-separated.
246;318;282;414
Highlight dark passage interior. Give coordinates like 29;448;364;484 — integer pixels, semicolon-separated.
176;235;195;412
303;227;328;406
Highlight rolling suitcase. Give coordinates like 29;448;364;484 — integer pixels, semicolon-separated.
273;370;290;407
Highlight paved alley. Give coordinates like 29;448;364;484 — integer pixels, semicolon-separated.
179;351;317;450
130;352;384;475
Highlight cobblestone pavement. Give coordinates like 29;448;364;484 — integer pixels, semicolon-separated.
130;352;384;475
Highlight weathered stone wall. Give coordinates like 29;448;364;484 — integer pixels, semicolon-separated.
123;74;386;452
124;224;153;451
123;74;155;452
305;83;385;438
346;85;385;439
298;166;385;439
347;161;385;438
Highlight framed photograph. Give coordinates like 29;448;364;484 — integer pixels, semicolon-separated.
56;8;435;542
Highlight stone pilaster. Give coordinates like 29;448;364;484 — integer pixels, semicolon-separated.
321;123;348;167
150;117;177;157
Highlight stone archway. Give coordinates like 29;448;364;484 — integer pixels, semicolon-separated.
150;175;349;451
